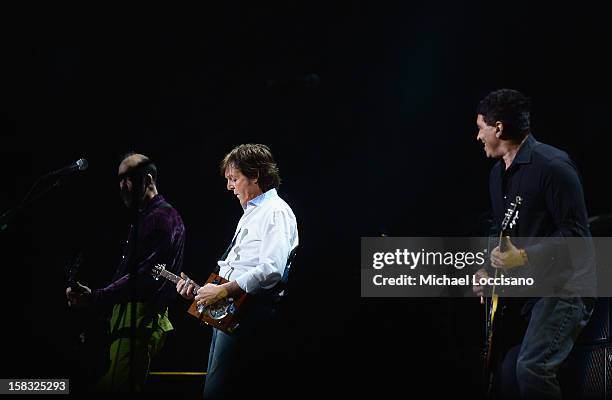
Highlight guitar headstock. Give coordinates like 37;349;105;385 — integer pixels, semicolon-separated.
152;263;166;280
66;252;84;288
501;195;522;236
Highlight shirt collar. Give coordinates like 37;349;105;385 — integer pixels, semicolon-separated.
512;134;538;165
245;188;277;209
141;194;164;215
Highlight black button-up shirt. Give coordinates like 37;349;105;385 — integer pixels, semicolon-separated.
489;134;596;297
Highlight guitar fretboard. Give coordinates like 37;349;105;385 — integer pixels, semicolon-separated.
499;233;507;252
158;268;201;292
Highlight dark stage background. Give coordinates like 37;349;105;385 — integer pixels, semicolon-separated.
2;3;611;398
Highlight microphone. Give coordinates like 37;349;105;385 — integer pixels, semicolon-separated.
0;158;89;231
50;158;89;176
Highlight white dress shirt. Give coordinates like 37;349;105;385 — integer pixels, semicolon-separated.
217;188;299;294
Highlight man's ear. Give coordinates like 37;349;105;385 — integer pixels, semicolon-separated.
495;121;504;138
145;173;154;188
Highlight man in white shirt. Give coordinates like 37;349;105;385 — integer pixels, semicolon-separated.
177;143;299;398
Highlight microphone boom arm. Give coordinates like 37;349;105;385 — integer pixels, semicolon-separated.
0;159;87;232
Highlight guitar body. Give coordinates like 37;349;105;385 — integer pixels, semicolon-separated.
151;265;249;336
187;273;248;335
65;252;111;381
483;293;506;397
65;252;87;343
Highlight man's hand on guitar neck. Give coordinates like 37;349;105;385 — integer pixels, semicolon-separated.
65;282;92;307
491;236;529;270
177;272;197;300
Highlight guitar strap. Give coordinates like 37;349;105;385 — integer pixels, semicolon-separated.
214;228;299;299
214;230;241;274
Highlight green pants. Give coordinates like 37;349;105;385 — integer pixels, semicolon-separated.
96;302;172;392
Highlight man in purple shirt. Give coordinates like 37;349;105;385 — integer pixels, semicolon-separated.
66;153;185;392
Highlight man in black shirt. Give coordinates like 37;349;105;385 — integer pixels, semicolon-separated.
472;89;595;399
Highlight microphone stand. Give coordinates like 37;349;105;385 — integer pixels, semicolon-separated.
0;172;66;232
128;218;138;393
125;183;145;392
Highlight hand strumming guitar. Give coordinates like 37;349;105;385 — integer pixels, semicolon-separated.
472;268;489;298
195;281;244;307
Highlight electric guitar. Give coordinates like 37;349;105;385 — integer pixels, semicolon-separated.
483;195;522;397
151;264;248;335
65;252;100;344
64;252;113;377
66;252;84;293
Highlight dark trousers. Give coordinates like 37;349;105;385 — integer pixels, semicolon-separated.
497;297;593;399
203;299;282;399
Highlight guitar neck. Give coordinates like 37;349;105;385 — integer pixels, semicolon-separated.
499;232;507;252
159;269;201;291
